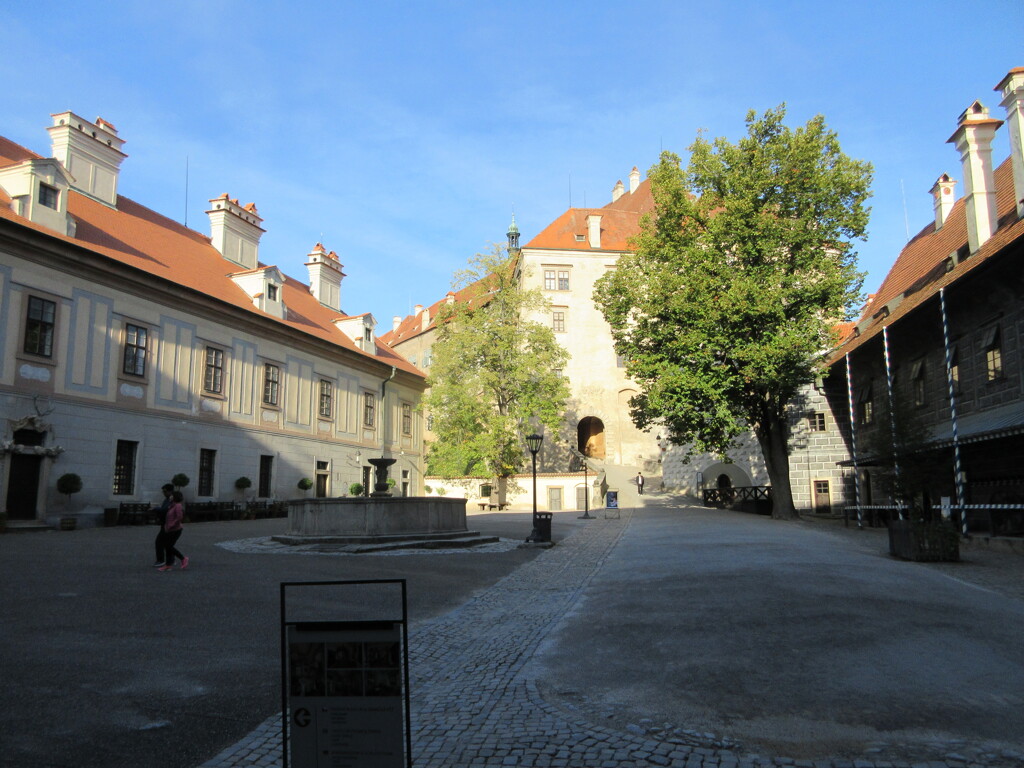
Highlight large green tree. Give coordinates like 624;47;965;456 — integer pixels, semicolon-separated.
424;247;570;501
594;106;872;519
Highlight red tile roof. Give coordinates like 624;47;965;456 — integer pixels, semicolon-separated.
0;133;420;378
379;271;499;349
831;157;1022;362
525;178;654;251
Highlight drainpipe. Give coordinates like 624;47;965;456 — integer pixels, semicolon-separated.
381;366;397;455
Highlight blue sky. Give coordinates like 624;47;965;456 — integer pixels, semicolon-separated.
2;1;1020;326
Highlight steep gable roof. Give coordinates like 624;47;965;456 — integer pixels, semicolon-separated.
831;158;1022;362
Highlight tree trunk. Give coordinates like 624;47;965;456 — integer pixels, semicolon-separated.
756;414;797;520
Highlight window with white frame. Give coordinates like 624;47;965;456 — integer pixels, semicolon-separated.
24;296;56;357
363;391;376;428
263;363;281;406
319;379;333;419
402;402;412;436
122;324;148;377
204;347;224;394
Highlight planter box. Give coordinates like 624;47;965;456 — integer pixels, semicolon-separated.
888;519;960;562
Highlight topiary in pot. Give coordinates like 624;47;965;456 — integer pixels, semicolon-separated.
172;473;190;491
349;482;364;497
57;473;83;516
235;476;252;494
297;477;313;496
56;472;83;500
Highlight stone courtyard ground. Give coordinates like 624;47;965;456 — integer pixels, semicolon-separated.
1;499;1022;768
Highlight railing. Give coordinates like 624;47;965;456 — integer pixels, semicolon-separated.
702;486;773;514
844;503;1024;537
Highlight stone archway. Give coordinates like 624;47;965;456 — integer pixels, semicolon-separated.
577;417;606;460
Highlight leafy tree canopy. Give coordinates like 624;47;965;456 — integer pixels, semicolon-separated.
424;246;570;480
594;106;872;517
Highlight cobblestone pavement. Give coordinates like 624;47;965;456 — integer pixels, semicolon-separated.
200;510;1024;768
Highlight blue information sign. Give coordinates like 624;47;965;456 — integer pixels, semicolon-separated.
606;490;618;508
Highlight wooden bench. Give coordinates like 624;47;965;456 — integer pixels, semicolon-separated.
186;501;237;523
118;502;153;525
476;502;508;511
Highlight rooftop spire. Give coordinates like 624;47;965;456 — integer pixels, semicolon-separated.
507;212;520;255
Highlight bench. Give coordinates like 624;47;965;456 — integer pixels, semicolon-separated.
186;501;237;523
118;502;154;525
476;502;508;511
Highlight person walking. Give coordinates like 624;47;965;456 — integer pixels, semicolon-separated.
636;472;645;496
151;483;174;567
158;491;189;572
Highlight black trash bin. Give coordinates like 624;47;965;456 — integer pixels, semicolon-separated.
529;512;553;543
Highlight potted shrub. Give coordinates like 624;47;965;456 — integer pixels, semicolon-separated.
56;473;83;530
889;514;960;562
349;482;364;497
172;473;190;492
297;477;313;497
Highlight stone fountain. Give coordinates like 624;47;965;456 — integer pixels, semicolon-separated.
274;456;495;551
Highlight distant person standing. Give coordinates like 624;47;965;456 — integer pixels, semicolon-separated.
636;472;645;495
151;483;174;567
158;491;189;572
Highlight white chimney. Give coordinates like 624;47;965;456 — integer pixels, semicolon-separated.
392;315;402;332
445;291;455;305
413;304;423;316
587;214;602;248
306;243;345;311
629;166;640;194
996;67;1024;219
930;174;956;230
947;101;1003;253
207;194;265;269
47;112;127;207
612;180;625;202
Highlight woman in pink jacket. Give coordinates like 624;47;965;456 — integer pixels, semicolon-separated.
158;491;189;571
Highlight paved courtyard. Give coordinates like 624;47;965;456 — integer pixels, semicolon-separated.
2;501;1023;768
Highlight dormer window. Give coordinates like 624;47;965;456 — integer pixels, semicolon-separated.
39;183;59;210
364;327;372;345
267;284;279;302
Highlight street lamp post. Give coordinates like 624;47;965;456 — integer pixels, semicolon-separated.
525;433;544;542
575;450;593;519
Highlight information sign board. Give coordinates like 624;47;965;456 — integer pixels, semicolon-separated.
287;621;406;768
606;490;619;508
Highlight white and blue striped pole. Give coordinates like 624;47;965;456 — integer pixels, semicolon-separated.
939;287;968;537
845;353;863;528
882;325;905;519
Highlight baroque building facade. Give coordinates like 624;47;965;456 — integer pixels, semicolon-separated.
0;112;425;525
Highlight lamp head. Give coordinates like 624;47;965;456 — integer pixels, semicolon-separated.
525;433;543;455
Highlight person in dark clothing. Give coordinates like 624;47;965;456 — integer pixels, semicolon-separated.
636;472;645;495
151;483;175;567
158;491;189;571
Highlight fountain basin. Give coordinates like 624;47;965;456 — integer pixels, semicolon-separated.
274;496;477;545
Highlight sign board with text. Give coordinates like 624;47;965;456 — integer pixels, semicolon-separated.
280;581;410;768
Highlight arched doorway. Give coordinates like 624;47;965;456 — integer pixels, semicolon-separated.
717;474;732;489
577;417;606;460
